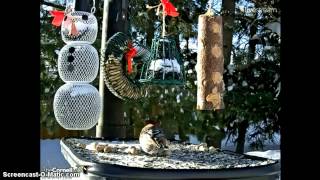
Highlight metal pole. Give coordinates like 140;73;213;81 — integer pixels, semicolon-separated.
96;0;110;137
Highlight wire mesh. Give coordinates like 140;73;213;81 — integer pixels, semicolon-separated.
53;83;102;130
61;11;98;44
58;43;99;83
102;32;151;100
139;37;185;85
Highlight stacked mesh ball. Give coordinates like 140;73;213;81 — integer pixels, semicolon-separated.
53;10;102;130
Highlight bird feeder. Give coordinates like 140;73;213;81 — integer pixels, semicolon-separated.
139;36;185;85
139;0;184;85
58;43;99;83
61;11;98;44
196;9;225;110
53;83;102;130
102;32;151;100
53;1;102;130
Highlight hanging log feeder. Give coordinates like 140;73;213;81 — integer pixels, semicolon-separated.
196;12;225;110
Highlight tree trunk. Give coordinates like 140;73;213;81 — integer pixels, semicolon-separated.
196;15;224;110
248;13;258;62
221;0;235;65
146;11;156;46
235;120;249;153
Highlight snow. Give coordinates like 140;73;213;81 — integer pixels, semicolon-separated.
40;139;70;170
41;124;280;168
242;81;248;87
179;38;198;52
41;136;280;180
176;92;183;103
227;64;235;75
227;83;235;91
275;82;281;97
186;125;280;154
264;46;274;51
265;19;281;36
148;59;181;73
41;138;280;164
54;49;60;55
246;150;280;160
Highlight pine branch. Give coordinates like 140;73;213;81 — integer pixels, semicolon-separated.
40;0;65;10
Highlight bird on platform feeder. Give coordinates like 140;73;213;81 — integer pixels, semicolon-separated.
139;120;170;156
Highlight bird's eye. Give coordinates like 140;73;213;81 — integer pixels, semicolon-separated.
64;16;68;21
67;55;74;62
82;15;88;20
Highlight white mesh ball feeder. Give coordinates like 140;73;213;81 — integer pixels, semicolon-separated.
53;83;102;130
53;1;101;130
58;43;99;83
61;11;98;44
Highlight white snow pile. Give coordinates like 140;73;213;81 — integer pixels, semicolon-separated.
246;150;280;160
41;139;70;170
149;59;181;73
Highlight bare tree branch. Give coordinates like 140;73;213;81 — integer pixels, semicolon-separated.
40;0;65;10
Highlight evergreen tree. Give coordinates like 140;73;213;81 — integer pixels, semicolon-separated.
40;0;280;153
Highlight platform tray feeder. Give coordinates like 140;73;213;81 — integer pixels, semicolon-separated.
60;137;280;179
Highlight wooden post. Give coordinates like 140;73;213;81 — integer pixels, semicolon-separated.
96;0;109;138
196;14;225;110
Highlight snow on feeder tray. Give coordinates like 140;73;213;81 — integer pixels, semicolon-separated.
60;137;280;179
139;37;185;85
53;83;102;130
58;43;99;83
61;11;98;44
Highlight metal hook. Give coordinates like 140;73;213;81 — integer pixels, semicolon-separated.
91;0;96;14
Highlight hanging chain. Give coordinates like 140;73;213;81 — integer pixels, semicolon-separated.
91;0;96;14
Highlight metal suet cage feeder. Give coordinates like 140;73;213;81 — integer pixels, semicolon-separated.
139;36;185;85
138;0;185;86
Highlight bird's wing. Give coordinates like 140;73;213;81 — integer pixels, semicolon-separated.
145;129;163;148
